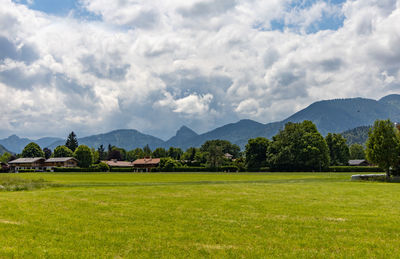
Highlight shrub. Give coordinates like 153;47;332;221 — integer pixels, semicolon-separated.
93;162;110;172
329;166;383;172
18;169;35;173
221;166;239;172
110;167;133;172
53;167;98;172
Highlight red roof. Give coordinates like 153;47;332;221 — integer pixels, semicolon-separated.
132;158;161;166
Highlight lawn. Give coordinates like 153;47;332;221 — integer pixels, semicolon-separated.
0;172;399;258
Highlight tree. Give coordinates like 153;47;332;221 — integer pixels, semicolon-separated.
182;147;198;162
158;157;181;172
0;152;12;163
325;133;350;166
366;120;400;178
127;148;144;161
202;142;224;168
73;145;93;168
65;132;78;152
43;148;52;159
245;137;270;170
200;140;240;158
168;147;183;160
21;142;45;158
143;144;152;157
349;144;365;159
53;145;73;157
107;148;122;161
152;148;167;158
267;121;330;171
98;145;106;161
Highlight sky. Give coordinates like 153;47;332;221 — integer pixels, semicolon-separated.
0;0;399;140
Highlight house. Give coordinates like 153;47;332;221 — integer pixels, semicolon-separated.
132;158;161;172
224;153;233;160
45;157;79;171
348;159;370;166
103;160;134;168
8;157;46;172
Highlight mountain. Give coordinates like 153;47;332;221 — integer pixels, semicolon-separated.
0;144;12;155
3;94;400;152
341;126;371;146
164;126;198;148
0;135;63;154
48;129;165;151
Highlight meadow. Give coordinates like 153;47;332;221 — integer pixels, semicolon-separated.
1;172;399;258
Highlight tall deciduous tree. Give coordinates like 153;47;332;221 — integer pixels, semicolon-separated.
21;142;45;158
152;148;168;158
325;133;350;165
43;148;52;159
65;132;78;152
53;146;73;157
74;145;93;168
349;144;365;159
267;121;330;171
245;137;270;170
366;120;400;178
167;147;183;160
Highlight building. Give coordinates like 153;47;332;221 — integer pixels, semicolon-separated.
103;160;134;168
45;157;79;171
348;159;370;166
132;158;160;172
224;153;233;160
8;157;46;172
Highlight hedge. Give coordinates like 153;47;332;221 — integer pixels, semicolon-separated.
53;167;99;172
18;169;35;173
110;167;133;172
329;166;383;172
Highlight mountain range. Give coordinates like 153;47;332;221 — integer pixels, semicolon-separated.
1;94;399;153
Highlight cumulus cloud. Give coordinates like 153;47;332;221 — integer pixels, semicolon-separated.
0;0;400;139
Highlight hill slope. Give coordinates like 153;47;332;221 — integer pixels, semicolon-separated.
0;144;12;155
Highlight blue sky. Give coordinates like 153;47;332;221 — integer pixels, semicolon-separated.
1;0;400;139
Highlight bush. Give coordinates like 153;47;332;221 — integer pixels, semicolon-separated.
93;162;110;172
329;166;383;172
220;166;239;172
110;167;133;172
18;169;35;173
53;167;98;172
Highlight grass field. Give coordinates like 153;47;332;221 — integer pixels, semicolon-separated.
1;172;399;258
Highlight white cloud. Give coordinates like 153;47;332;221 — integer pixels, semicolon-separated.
0;0;400;139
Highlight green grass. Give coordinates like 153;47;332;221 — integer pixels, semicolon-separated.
0;172;400;258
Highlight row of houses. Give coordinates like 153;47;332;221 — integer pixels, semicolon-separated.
4;157;161;173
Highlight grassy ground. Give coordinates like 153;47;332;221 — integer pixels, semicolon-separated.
0;172;399;258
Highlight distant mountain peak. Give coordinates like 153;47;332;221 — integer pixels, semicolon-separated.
176;126;198;137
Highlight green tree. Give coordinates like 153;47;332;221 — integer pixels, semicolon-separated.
107;148;122;161
143;144;152;157
43;148;52;159
21;142;45;158
127;148;144;161
201;142;224;168
267;121;330;171
366;120;400;178
74;145;93;168
325;133;350;165
245;137;270;170
0;152;12;163
168;147;183;160
53;145;73;157
65;131;78;152
91;147;100;164
349;144;365;159
200;140;240;158
182;147;198;161
158;157;181;172
152;147;167;158
97;145;106;161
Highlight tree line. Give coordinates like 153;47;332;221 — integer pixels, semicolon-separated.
5;119;398;174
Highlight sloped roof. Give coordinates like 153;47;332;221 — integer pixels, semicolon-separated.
133;158;161;165
103;160;134;167
349;159;368;166
45;157;78;163
8;157;45;164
